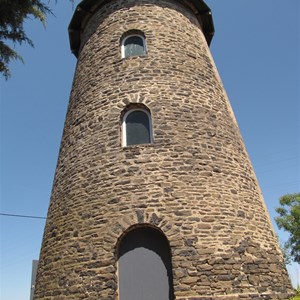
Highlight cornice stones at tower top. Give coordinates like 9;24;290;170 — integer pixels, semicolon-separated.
68;0;215;57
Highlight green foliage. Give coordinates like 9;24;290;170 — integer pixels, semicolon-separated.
275;193;300;264
290;287;300;300
0;0;53;79
0;0;73;79
280;241;292;265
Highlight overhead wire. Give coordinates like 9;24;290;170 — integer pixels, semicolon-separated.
0;213;46;220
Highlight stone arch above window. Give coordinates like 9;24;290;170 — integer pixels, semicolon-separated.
122;105;153;147
117;226;175;300
121;30;147;58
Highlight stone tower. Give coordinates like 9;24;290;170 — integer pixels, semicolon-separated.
34;0;293;299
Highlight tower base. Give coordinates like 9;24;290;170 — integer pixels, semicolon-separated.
178;292;295;300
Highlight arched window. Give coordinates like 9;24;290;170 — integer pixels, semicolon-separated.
118;227;174;300
122;108;153;147
121;34;146;58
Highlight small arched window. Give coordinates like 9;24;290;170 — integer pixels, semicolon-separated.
122;108;153;147
118;227;175;300
121;34;146;58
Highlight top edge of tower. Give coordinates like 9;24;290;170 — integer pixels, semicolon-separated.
68;0;215;57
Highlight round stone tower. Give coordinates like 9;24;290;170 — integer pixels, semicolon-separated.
34;0;293;299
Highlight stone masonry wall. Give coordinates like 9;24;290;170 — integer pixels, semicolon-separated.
34;0;293;299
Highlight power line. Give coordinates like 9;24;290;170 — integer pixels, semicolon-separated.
0;213;46;220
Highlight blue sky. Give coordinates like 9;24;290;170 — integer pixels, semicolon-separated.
1;1;299;299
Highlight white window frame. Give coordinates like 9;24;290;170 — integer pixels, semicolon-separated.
121;34;147;59
122;108;153;147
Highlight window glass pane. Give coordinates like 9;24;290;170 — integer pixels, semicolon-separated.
124;36;145;57
126;110;150;146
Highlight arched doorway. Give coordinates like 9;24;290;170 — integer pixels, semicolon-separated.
118;226;175;300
